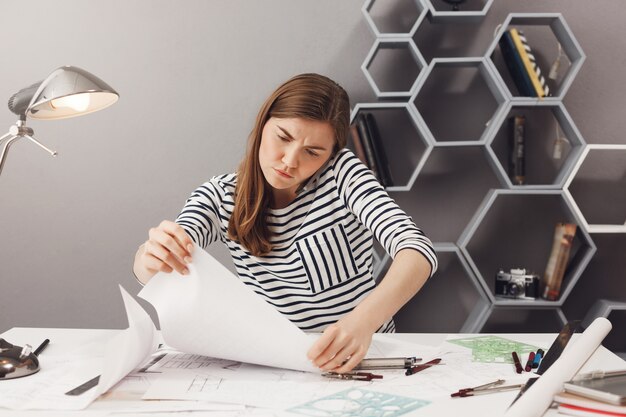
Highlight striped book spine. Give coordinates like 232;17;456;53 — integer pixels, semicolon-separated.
509;28;550;98
499;30;536;97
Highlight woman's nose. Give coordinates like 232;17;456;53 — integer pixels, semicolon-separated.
282;146;298;168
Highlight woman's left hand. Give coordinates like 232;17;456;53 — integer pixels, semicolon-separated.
306;312;377;373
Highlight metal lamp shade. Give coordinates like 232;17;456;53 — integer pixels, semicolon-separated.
26;66;119;120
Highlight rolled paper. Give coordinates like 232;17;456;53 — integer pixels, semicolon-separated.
504;317;612;417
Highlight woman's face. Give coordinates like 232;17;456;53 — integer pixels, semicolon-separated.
259;117;335;204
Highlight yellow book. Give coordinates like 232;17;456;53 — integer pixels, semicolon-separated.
509;28;548;98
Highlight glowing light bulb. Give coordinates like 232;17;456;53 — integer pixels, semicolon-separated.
50;93;91;112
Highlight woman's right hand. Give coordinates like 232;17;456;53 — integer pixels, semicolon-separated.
133;220;195;285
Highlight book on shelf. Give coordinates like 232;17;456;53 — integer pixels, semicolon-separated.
554;391;626;416
499;28;551;98
355;113;379;179
364;113;393;187
542;222;577;301
354;113;393;187
348;123;368;167
499;29;536;97
509;115;526;185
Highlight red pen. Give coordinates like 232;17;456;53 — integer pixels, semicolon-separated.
405;358;441;376
512;352;523;374
524;352;536;372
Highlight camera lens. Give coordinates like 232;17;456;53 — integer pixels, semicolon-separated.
507;282;523;296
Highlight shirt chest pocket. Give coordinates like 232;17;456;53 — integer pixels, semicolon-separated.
296;224;362;294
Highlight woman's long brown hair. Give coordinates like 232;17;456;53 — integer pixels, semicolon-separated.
227;73;350;256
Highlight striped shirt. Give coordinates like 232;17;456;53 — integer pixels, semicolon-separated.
176;149;437;332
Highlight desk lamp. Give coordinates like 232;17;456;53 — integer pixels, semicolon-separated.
0;65;119;176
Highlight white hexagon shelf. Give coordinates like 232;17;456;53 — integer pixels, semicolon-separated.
565;145;626;234
362;39;426;98
350;102;433;191
486;101;586;190
458;189;596;307
362;0;428;38
486;13;585;101
582;299;626;357
478;305;567;333
424;0;494;23
389;243;491;332
410;57;508;146
389;146;501;243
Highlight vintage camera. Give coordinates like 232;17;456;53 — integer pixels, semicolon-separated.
495;268;540;300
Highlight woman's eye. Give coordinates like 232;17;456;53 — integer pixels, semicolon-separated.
306;149;319;157
278;135;289;142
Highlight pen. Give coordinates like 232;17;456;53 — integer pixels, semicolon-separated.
355;357;421;370
524;352;535;372
451;379;505;397
405;358;441;376
322;371;383;381
572;369;626;381
512;352;523;374
532;349;544;369
33;339;50;356
454;384;524;398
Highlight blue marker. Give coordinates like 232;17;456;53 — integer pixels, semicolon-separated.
532;349;544;369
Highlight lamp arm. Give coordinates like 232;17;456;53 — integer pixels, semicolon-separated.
0;122;58;178
0;133;21;177
23;135;57;157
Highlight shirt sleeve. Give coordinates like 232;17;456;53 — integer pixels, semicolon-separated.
333;149;438;277
175;178;224;250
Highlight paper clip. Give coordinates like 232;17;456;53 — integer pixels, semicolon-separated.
405;358;442;376
322;371;383;381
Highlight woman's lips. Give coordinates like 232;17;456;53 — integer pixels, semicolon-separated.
274;168;293;178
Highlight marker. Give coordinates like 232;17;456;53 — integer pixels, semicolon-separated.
524;351;535;372
532;349;544;369
512;352;523;374
33;339;50;356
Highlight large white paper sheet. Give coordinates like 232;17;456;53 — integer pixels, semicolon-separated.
138;243;317;373
141;335;437;408
504;317;612;417
95;285;160;396
0;286;159;410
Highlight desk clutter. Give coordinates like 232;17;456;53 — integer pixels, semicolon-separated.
0;247;623;416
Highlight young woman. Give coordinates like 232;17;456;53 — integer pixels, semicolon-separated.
133;73;437;373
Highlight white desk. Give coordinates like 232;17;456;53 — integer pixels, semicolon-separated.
2;327;625;416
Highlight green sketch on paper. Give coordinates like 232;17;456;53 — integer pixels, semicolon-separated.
288;388;430;417
447;335;542;363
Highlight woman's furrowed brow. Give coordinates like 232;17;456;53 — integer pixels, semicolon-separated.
277;125;329;151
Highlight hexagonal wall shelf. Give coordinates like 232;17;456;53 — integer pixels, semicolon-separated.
362;39;426;98
362;0;427;38
411;57;507;145
391;243;491;332
350;103;433;191
582;299;626;357
389;146;501;243
486;13;585;101
424;0;494;23
486;101;586;189
459;189;596;307
565;145;626;233
479;305;567;333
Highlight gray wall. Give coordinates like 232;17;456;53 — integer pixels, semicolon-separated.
1;1;624;336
